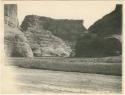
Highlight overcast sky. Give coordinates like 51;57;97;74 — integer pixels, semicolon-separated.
4;1;123;29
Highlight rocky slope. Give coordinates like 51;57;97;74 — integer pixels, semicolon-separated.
4;4;33;57
75;5;122;57
20;15;86;56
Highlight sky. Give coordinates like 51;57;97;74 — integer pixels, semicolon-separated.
4;1;123;29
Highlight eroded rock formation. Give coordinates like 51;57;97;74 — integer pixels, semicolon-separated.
4;4;33;57
20;18;72;57
20;15;86;57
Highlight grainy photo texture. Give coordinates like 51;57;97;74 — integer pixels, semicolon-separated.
1;1;123;94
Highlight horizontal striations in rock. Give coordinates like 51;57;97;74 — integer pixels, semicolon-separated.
20;15;86;57
23;29;72;57
20;15;86;47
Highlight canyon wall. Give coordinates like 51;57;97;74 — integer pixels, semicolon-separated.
4;4;122;58
75;5;122;57
20;15;86;56
4;4;33;57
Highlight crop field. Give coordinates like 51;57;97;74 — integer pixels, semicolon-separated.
6;56;122;76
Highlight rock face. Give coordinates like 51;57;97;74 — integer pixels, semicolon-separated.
20;18;71;57
23;28;72;57
20;15;86;57
4;4;33;57
4;4;18;28
75;5;122;57
5;4;121;58
89;5;122;37
21;16;86;48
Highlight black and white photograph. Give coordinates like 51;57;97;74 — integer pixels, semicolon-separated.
0;0;123;94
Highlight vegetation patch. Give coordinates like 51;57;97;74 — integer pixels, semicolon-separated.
7;56;122;76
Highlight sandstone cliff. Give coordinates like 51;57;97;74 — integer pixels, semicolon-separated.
20;15;86;56
75;5;122;57
5;4;121;58
21;16;86;48
4;4;33;57
20;17;72;57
